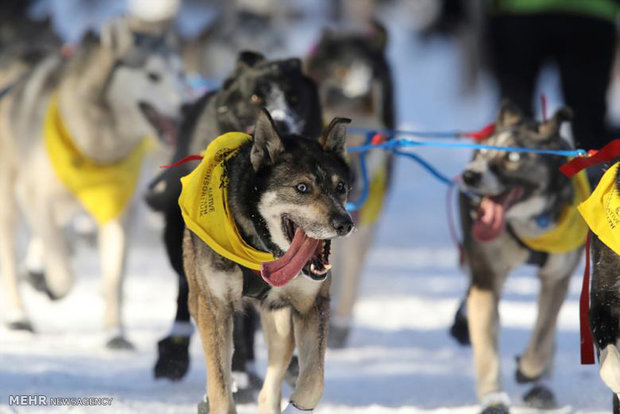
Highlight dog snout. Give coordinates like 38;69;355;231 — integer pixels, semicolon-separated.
331;214;353;236
462;170;481;186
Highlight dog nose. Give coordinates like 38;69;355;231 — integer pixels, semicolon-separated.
331;214;353;236
462;170;481;186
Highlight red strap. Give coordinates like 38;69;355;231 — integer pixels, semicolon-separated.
161;154;204;169
561;139;620;177
463;123;496;141
580;232;596;365
371;133;388;145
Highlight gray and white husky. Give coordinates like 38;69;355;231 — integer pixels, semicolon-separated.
459;103;584;413
0;17;185;348
305;21;395;348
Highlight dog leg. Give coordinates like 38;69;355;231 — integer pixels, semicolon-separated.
258;307;295;414
37;205;74;301
185;231;237;414
0;170;30;330
330;225;375;348
288;294;329;411
99;219;132;349
468;286;506;405
517;275;570;381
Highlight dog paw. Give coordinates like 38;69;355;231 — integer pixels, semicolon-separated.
327;324;350;349
106;335;135;350
284;355;299;388
24;270;68;301
523;385;556;409
197;398;209;414
154;335;190;380
480;403;509;414
231;370;259;404
7;319;35;332
449;304;470;346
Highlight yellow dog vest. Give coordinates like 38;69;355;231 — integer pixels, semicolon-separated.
178;132;276;270
45;94;151;225
579;162;620;255
358;165;388;226
520;171;590;253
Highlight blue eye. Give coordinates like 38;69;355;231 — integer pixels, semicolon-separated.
296;183;310;193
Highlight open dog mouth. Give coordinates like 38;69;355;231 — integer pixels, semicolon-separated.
260;217;332;287
138;102;178;146
472;187;524;242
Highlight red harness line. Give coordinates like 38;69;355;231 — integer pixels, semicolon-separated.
581;232;595;364
161;154;204;168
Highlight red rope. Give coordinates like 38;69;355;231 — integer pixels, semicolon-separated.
580;232;596;364
161;154;204;169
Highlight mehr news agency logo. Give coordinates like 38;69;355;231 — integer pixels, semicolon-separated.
9;395;113;407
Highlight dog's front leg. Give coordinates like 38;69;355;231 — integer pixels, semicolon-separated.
0;171;28;328
258;307;295;414
99;218;131;349
467;264;509;410
193;290;236;414
288;293;329;411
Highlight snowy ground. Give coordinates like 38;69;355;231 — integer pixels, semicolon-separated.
0;4;615;414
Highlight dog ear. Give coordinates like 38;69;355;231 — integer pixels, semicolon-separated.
320;117;351;158
496;100;523;128
251;109;284;171
236;51;266;70
368;20;388;52
101;17;135;57
538;107;573;139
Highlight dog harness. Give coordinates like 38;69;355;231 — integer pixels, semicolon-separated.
518;171;590;253
45;93;152;225
579;162;620;255
178;132;276;271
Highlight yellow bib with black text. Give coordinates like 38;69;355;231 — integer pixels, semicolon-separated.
178;132;276;270
579;162;620;255
44;94;151;225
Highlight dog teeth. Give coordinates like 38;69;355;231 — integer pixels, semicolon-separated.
310;263;316;272
324;264;332;270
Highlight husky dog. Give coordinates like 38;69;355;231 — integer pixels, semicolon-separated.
0;17;184;348
183;109;352;414
305;21;395;347
585;164;620;414
459;103;584;413
147;51;322;384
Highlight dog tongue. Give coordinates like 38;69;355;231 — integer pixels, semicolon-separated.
472;197;506;242
261;228;320;287
472;188;523;242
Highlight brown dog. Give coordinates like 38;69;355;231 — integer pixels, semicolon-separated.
182;110;353;413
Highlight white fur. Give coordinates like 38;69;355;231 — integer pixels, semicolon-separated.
505;196;547;221
127;0;180;22
266;86;305;134
343;61;372;98
481;391;511;408
600;344;620;393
